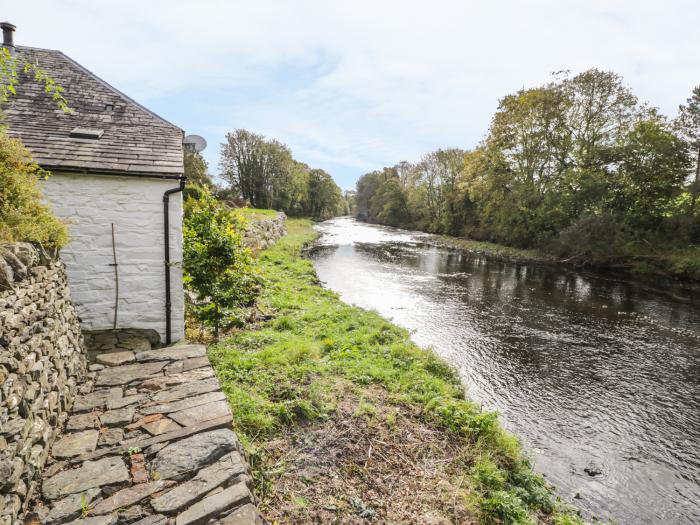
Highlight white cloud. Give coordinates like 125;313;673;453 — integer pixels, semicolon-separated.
6;0;700;188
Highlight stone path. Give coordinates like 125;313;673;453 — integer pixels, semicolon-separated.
31;344;264;525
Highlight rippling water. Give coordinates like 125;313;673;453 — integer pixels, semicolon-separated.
309;217;700;524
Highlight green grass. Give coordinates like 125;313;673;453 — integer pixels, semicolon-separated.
208;219;585;524
236;207;279;221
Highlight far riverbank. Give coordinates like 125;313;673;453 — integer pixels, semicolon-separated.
362;221;700;286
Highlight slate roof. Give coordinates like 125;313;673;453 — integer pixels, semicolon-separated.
4;46;184;177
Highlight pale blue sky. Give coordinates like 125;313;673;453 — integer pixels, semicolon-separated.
6;0;700;189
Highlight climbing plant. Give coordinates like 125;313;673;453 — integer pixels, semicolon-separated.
0;47;71;117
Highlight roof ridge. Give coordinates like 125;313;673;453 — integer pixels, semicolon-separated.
17;45;183;133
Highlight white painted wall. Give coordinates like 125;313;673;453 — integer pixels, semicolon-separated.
41;173;185;343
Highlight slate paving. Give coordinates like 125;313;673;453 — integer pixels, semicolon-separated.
33;343;264;524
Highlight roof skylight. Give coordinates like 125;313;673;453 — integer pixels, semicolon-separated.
69;127;104;140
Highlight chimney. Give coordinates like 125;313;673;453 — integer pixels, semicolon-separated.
1;22;16;52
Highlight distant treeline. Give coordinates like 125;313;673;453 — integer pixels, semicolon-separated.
185;129;347;219
355;70;700;271
218;129;346;218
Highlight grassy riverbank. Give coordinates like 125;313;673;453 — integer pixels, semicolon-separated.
208;219;585;524
432;232;700;284
238;207;281;220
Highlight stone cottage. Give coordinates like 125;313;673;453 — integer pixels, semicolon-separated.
2;23;185;346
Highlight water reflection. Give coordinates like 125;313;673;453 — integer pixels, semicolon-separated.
310;217;700;524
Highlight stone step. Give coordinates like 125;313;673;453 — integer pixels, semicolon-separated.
33;342;264;524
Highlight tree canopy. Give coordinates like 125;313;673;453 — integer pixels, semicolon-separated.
219;129;345;218
356;70;698;261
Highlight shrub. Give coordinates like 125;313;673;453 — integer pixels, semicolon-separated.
183;189;261;337
551;213;638;260
0;132;67;248
659;211;700;244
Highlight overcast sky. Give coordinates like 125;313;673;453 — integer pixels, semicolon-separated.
5;1;699;189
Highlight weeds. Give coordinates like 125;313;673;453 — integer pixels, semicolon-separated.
80;493;89;517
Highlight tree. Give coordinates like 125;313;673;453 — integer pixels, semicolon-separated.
184;150;213;189
480;85;571;244
371;176;409;227
307;169;343;219
612;119;690;229
353;68;695;258
285;161;311;216
219;128;343;218
676;86;700;210
259;140;294;210
560;69;640;171
183;190;261;337
219;129;266;206
219;131;293;209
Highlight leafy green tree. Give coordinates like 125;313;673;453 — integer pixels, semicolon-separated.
560;69;640;171
219;128;343;218
184;149;213;189
356;170;384;220
478;85;571;245
612;119;690;229
219;130;294;209
356;168;403;223
183;190;261;337
259;139;294;210
284;161;311;216
307;168;344;219
343;190;357;216
370;175;410;227
353;68;695;260
676;86;700;210
220;129;266;206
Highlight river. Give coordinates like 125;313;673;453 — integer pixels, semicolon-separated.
308;217;700;524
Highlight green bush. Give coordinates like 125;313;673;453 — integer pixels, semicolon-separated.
183;189;261;336
551;213;638;260
0;132;67;248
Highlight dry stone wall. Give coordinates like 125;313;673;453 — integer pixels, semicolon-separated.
243;212;287;251
0;243;88;524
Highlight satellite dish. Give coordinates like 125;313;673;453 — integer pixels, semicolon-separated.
183;134;207;153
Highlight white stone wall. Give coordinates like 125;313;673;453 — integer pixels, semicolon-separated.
40;173;185;343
